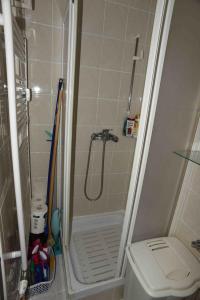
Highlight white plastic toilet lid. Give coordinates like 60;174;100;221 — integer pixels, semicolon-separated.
126;237;200;298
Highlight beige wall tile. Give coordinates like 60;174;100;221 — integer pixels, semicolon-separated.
30;125;51;152
111;151;131;173
119;72;131;100
132;0;152;11
119;73;145;102
106;193;127;211
52;27;63;63
90;174;109;200
109;0;130;5
74;151;91;176
31;153;49;178
30;0;52;25
99;70;121;99
81;34;102;67
29;94;51;125
63;29;69;64
73;174;93;202
79;67;99;98
117;101;129;122
75;126;94;151
92;150;112;174
100;38;124;70
32;177;48;197
52;0;65;26
126;8;149;44
77;98;97;125
150;0;157;13
29;60;52;94
82;0;105;34
89;194;108;214
97;100;119;126
104;2;127;40
108;173;127;194
73;196;92;216
28;23;52;61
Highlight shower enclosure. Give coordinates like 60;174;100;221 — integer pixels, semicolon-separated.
61;0;175;297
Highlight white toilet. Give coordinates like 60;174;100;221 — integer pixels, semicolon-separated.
124;237;200;300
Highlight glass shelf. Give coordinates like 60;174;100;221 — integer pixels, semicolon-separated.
174;150;200;166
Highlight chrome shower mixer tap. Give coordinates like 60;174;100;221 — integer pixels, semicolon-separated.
91;129;119;143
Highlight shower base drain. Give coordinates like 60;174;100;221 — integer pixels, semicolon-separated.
70;224;122;284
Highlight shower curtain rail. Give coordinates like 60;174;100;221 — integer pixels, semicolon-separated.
0;0;27;276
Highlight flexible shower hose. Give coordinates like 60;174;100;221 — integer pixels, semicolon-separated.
84;139;106;201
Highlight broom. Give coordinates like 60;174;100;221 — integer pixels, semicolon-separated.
47;79;63;246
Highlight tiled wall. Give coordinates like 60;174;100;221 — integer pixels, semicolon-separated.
25;0;65;198
73;0;156;216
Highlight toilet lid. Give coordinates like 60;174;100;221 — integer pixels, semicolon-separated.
127;237;200;298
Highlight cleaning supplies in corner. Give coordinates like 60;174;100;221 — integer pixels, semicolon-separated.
28;239;51;285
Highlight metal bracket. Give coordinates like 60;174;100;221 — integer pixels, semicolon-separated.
26;88;32;102
133;49;144;61
3;250;21;260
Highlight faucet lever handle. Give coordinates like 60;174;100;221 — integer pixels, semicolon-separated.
103;128;113;133
191;240;200;250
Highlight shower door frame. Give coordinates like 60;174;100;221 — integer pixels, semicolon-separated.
116;0;175;277
62;0;175;295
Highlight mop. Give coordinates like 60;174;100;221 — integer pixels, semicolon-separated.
46;78;63;246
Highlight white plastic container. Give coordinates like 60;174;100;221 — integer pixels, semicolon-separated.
31;202;47;235
125;237;200;300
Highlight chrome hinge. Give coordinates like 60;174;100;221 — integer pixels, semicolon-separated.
26;88;32;102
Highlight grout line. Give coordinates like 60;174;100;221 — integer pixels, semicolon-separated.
28;58;62;65
26;20;62;30
31;151;50;154
105;0;155;14
79;64;145;77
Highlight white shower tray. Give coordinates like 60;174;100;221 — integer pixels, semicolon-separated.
69;210;124;285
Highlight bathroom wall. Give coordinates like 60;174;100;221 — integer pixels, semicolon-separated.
133;0;200;241
171;118;200;260
73;0;156;216
25;0;66;199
